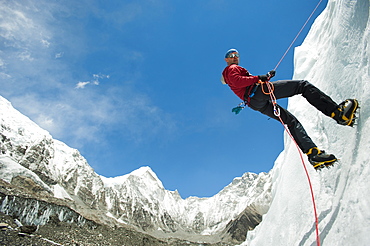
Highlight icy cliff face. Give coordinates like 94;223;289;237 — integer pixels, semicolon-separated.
244;0;370;245
0;95;272;243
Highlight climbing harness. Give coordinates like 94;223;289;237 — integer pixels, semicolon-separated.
232;80;280;116
231;84;258;115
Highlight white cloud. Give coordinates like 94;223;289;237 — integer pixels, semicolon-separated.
17;51;34;61
41;39;50;47
92;73;109;85
75;74;109;88
93;74;109;80
55;52;64;58
36;115;54;130
0;72;11;79
0;0;177;150
75;81;90;89
0;57;7;70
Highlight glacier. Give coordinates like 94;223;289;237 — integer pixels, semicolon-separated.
243;0;370;245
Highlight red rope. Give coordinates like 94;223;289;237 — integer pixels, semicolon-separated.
273;0;324;71
266;1;325;241
278;116;321;246
264;81;321;246
241;1;325;243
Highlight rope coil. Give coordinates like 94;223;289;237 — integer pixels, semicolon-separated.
259;80;280;117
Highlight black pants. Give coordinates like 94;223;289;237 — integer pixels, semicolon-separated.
247;80;338;153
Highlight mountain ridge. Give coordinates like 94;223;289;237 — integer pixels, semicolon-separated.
0;95;271;244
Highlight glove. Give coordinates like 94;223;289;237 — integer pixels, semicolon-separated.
258;74;269;82
232;106;243;115
268;70;276;78
259;70;276;82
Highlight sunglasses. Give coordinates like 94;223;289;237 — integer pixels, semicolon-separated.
227;53;240;58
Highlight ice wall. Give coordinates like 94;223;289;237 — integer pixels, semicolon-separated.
244;0;370;245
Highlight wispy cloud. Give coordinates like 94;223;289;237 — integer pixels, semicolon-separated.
55;52;64;59
75;81;90;89
0;0;177;150
76;74;110;88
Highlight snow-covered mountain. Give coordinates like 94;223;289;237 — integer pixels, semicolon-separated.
0;94;272;244
243;0;370;245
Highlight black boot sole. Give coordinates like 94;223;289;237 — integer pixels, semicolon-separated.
311;159;338;170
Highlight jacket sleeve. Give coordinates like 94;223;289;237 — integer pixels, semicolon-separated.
226;65;260;88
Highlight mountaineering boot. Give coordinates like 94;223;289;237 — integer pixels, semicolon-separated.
306;147;338;170
331;99;359;126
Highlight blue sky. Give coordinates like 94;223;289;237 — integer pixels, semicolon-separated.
0;0;327;198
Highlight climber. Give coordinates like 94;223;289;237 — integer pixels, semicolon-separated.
221;48;359;170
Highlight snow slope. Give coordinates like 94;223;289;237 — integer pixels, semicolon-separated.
0;94;272;241
244;0;370;245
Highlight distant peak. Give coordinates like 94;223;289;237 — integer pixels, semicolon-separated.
131;166;153;176
130;166;161;183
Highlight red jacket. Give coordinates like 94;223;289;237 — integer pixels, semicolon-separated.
222;64;260;101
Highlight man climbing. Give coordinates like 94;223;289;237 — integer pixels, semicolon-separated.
221;48;359;170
